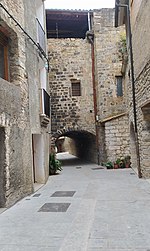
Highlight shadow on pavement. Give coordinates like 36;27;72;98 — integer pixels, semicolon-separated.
56;152;90;167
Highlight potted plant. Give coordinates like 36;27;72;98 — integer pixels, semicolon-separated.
114;160;119;169
124;155;131;168
49;153;62;175
105;161;113;169
115;158;125;168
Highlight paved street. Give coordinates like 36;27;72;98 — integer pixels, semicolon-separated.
0;153;150;251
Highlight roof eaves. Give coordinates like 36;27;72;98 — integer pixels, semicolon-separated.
45;8;90;12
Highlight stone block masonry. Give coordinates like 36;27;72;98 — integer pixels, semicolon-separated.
94;9;127;121
93;9;130;162
105;115;130;162
48;38;96;136
126;0;150;178
48;38;98;162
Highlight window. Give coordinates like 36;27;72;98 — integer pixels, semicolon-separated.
71;80;81;96
41;88;50;117
116;76;123;97
36;18;46;54
0;31;9;81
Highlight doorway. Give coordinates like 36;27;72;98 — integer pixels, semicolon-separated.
32;134;45;184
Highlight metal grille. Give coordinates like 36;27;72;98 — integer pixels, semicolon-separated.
71;81;81;96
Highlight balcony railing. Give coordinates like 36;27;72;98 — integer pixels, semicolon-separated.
40;88;50;126
36;18;46;54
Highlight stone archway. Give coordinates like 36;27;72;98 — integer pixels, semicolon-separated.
52;127;97;163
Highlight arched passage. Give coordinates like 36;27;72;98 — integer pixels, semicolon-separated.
54;129;97;163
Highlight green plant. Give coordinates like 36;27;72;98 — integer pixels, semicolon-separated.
118;32;127;57
116;158;125;168
49;153;62;175
105;161;113;169
124;155;131;168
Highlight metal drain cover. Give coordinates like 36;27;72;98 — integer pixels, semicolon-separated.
38;203;71;212
91;167;104;170
51;191;76;197
33;193;41;197
76;166;82;169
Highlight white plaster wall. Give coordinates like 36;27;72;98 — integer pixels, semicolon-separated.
33;134;46;183
36;0;45;28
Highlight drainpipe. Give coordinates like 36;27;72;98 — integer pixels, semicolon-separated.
115;3;142;178
87;12;100;165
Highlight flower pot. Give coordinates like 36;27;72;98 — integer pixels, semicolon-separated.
125;163;130;168
114;163;119;169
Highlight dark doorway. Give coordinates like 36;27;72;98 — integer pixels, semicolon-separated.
0;127;6;207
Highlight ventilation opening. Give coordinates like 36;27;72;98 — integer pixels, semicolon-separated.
71;80;81;96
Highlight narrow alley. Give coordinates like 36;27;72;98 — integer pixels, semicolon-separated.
0;153;150;251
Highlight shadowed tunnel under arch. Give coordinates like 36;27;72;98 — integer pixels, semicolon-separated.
55;130;97;163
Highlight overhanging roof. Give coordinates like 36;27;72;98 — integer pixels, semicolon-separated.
115;0;129;27
46;9;90;39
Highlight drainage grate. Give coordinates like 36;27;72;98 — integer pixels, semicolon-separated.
33;193;41;197
91;167;104;170
51;191;76;197
130;173;135;175
38;203;71;212
76;166;82;169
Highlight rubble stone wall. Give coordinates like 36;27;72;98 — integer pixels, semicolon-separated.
48;38;96;136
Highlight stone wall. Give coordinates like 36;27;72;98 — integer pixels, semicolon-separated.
105;115;130;162
93;9;130;161
126;0;150;178
132;0;150;78
130;0;142;31
0;0;49;207
94;9;127;121
134;61;150;177
0;79;32;207
0;1;34;207
48;38;95;136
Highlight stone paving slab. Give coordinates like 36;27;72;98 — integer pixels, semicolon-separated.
0;245;58;251
0;153;150;250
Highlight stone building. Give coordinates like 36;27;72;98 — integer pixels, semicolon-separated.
115;0;150;178
47;9;130;164
0;0;50;208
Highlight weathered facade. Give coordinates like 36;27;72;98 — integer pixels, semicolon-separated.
48;37;97;162
47;9;130;163
93;9;130;162
115;0;150;178
0;0;50;207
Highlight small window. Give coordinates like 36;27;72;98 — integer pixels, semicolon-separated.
71;81;81;96
116;76;123;97
0;31;9;81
